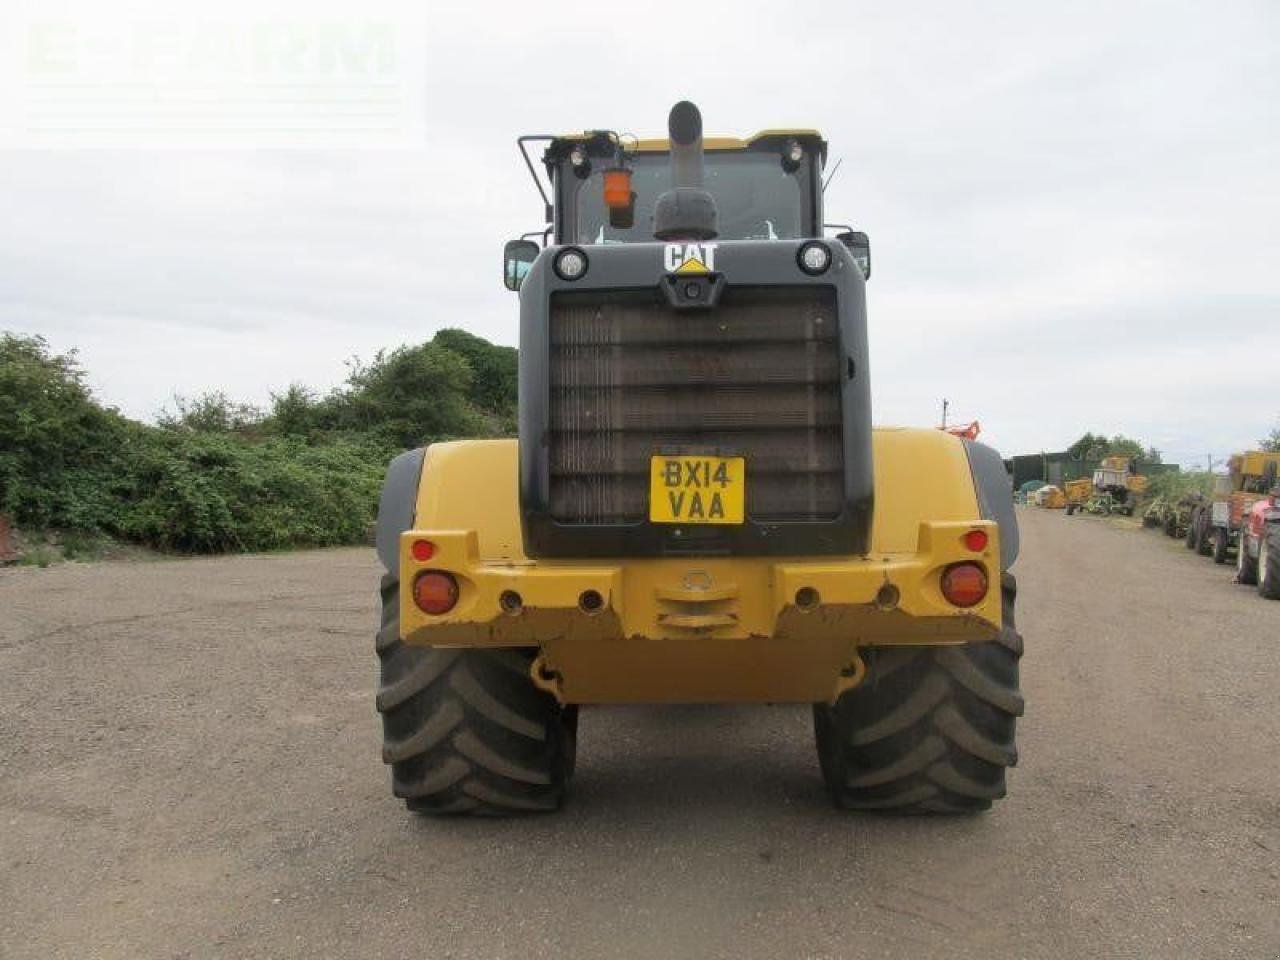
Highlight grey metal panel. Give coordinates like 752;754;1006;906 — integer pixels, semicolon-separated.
962;439;1020;570
518;239;875;558
375;447;426;574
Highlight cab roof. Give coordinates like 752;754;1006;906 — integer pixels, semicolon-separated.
547;129;828;166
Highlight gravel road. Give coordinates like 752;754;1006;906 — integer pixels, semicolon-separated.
3;508;1278;959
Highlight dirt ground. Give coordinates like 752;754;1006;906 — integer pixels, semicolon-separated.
2;508;1278;959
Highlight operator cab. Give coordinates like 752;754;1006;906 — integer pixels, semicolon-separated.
554;131;823;244
504;129;869;289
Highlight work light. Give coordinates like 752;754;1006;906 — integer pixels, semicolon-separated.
797;241;831;275
782;137;805;172
554;247;589;281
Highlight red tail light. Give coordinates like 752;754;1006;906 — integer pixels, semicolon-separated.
413;571;459;615
963;529;989;552
941;563;988;608
411;539;436;562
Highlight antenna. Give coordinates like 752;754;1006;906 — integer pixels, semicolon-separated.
822;157;844;194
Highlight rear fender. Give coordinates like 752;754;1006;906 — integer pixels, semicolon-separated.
375;447;427;573
962;439;1019;570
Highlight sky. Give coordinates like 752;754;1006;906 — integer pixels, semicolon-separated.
1;0;1277;468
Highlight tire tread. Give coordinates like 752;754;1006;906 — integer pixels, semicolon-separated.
1260;526;1280;600
375;573;574;816
814;573;1023;814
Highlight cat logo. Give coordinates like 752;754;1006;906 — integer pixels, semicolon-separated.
663;242;718;275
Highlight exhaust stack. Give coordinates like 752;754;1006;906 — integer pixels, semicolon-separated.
653;101;718;241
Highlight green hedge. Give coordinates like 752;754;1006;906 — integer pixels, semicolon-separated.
0;330;515;553
107;429;391;552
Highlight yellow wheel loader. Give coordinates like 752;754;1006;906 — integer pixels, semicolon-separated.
374;103;1023;815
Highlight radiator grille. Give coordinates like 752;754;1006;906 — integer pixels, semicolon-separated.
548;287;843;525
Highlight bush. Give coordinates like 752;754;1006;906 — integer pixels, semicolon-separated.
1;328;515;555
159;391;263;435
0;333;127;528
340;341;485;448
432;328;518;415
256;330;519;445
1146;469;1213;502
1066;431;1162;463
115;430;390;552
1262;422;1280;454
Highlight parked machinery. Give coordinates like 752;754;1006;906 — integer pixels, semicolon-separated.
1091;456;1147;517
1186;476;1228;559
1199;452;1280;566
1084;491;1119;516
1142;496;1167;529
1036;485;1066;509
1063;478;1093;516
1236;485;1280;598
1159;493;1198;539
1182;491;1211;553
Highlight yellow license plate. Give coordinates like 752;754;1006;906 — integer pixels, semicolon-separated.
649;455;745;524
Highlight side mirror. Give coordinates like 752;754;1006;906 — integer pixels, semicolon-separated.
503;239;540;291
835;230;871;280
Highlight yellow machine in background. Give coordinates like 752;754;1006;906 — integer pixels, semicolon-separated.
1036;485;1067;509
1063;478;1093;515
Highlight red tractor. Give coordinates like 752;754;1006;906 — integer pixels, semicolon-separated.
1236;485;1280;599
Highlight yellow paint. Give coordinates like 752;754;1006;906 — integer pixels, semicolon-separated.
1234;451;1280;480
673;256;709;275
1038;486;1066;509
634;130;824;152
648;455;744;524
1064;477;1093;505
554;130;827;161
402;429;1000;704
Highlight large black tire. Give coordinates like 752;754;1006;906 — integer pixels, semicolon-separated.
1184;508;1199;549
1259;526;1280;600
1194;511;1212;555
813;573;1023;813
1164;514;1178;538
1197;526;1213;556
1213;528;1229;565
1237;531;1259;586
376;574;578;815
